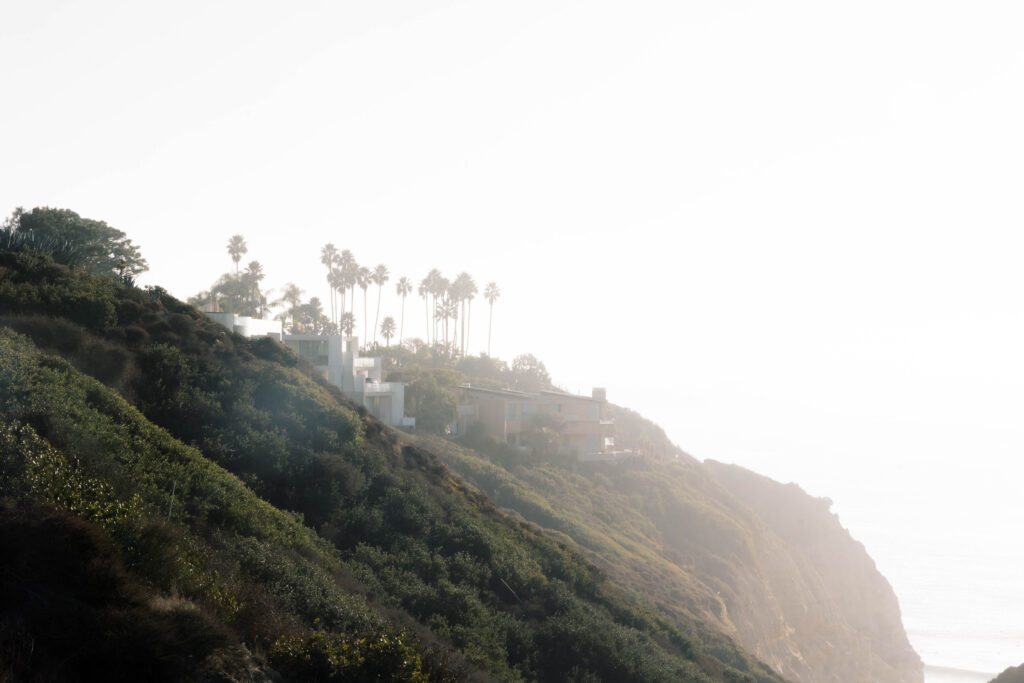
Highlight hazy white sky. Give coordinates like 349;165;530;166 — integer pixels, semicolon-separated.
3;1;1024;671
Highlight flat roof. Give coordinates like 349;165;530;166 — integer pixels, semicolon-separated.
458;384;602;403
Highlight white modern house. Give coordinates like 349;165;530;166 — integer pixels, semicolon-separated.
206;314;414;430
207;312;283;339
281;334;414;430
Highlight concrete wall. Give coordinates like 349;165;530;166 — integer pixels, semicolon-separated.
207;312;282;340
205;318;413;430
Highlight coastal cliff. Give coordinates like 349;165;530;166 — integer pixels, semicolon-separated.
423;431;923;683
704;461;922;682
0;237;921;681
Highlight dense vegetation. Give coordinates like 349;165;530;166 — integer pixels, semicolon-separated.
416;430;922;682
0;236;785;680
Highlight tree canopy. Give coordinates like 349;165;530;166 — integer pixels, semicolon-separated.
5;207;148;277
511;353;551;392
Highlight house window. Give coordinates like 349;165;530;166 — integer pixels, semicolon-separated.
587;404;599;421
507;403;518;420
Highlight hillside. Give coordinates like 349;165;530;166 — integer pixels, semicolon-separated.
992;665;1024;683
415;426;922;681
0;246;786;680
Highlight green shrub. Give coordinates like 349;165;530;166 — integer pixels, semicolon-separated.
270;629;428;682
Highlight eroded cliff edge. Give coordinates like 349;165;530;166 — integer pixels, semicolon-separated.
426;425;924;683
704;460;923;683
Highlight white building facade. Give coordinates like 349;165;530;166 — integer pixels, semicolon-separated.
282;334;414;430
206;314;414;430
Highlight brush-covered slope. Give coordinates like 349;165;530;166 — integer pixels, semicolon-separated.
0;247;786;681
417;429;922;682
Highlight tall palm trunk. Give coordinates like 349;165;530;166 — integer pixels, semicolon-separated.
488;302;494;357
460;299;466;357
400;295;406;346
374;286;383;346
339;287;347;332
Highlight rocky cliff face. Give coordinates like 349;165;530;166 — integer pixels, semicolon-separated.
425;425;924;683
704;461;923;683
991;664;1024;683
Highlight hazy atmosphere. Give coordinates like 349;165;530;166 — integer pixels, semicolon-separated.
3;1;1023;679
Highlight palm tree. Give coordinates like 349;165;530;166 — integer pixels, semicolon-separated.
432;273;448;351
465;276;477;354
372;264;389;346
484;282;500;357
340;312;355;336
338;249;356;323
436;285;459;358
395;276;412;346
357;266;370;342
273;282;304;333
453;272;475;357
227;235;247;276
380;316;396;347
243;260;266;316
320;243;338;325
418;276;431;346
328;268;345;326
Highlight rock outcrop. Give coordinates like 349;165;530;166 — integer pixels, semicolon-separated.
704;461;922;682
992;664;1024;683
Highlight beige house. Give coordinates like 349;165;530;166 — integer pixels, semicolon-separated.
455;385;631;461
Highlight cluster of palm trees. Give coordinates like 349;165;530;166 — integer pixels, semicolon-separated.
190;235;503;357
188;235;268;317
318;243;501;357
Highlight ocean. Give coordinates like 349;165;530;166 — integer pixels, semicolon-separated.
835;496;1024;683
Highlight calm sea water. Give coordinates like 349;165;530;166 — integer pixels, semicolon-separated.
835;496;1024;683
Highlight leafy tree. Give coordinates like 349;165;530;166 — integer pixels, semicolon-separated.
293;297;332;334
456;354;510;388
511;353;551;392
226;235;247;275
7;207;148;277
388;368;461;434
484;282;500;357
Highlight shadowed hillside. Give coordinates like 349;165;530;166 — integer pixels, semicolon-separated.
0;241;788;680
415;429;922;682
